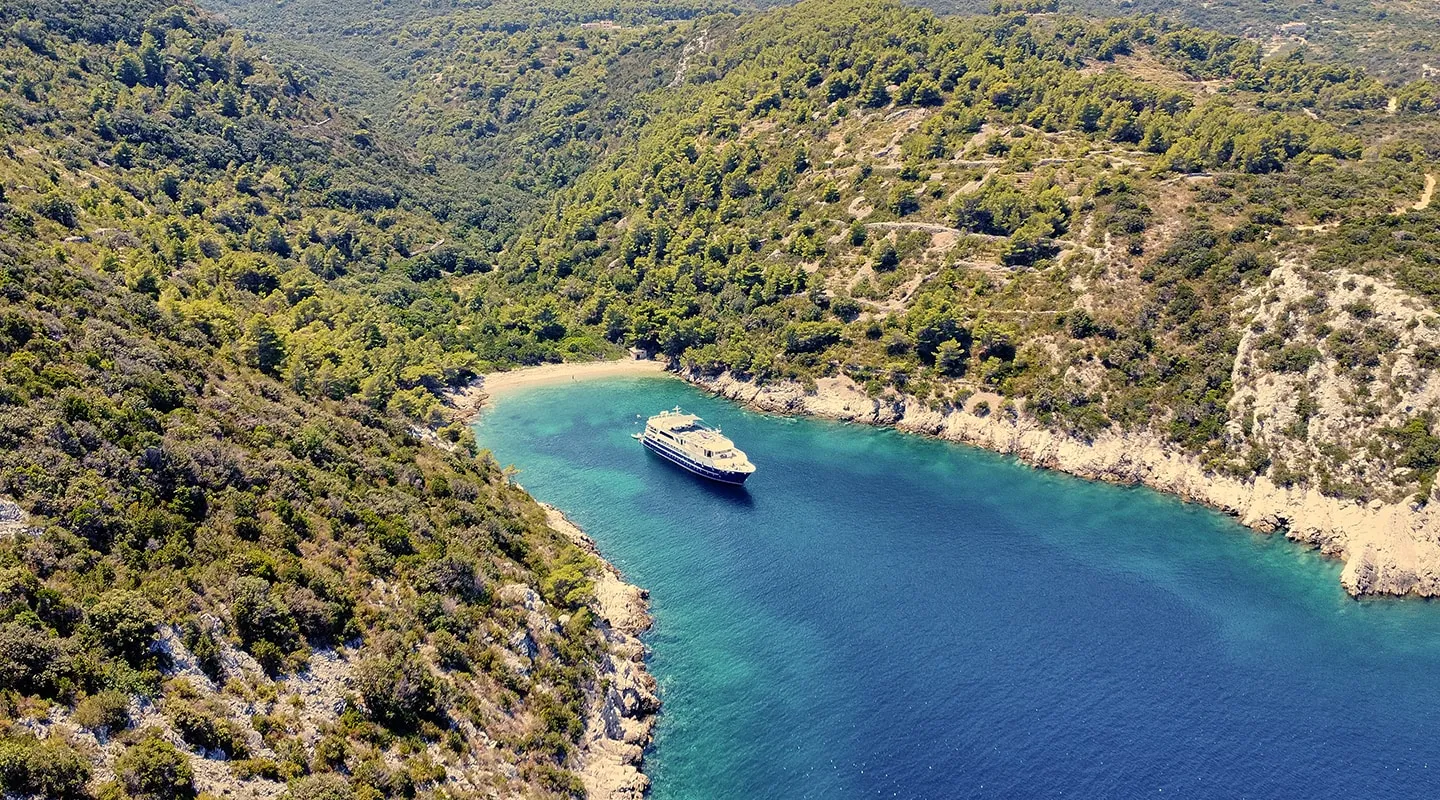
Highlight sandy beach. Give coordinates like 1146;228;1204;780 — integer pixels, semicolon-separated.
447;358;671;420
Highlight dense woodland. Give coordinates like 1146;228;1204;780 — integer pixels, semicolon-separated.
0;2;614;797
0;0;1439;796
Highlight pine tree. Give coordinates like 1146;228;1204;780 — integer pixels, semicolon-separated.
242;317;287;375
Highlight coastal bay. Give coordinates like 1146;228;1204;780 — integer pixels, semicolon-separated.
457;360;1439;598
475;376;1440;799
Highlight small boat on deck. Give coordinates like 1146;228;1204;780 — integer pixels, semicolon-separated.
634;407;756;485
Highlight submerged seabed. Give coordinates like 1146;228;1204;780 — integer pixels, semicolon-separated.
476;377;1440;800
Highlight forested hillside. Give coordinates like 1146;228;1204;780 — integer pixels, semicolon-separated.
206;0;735;246
209;0;1440;511
463;0;1440;504
0;3;641;797
931;0;1440;82
3;0;1440;794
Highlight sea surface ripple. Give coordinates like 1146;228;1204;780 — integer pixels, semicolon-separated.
475;377;1440;799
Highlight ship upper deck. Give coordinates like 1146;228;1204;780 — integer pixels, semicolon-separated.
645;410;754;472
650;415;730;444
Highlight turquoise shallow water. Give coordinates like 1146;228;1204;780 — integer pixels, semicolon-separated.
475;377;1440;799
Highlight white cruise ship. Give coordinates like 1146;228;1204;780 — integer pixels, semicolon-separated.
635;408;756;485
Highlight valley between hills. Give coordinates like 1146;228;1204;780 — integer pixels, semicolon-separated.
0;0;1438;796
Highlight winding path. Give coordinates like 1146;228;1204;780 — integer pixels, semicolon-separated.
1416;173;1437;211
1393;173;1437;215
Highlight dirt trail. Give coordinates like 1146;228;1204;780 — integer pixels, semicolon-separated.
864;221;963;236
1417;173;1437;211
1394;173;1437;215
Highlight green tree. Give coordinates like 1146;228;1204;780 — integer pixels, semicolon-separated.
936;340;968;377
115;51;143;87
138;32;164;86
87;590;159;665
242;317;288;375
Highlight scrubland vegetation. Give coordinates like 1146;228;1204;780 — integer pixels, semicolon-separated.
0;0;1437;794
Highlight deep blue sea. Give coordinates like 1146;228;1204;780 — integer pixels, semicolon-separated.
475;377;1440;799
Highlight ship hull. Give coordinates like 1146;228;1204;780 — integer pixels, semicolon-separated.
642;435;752;485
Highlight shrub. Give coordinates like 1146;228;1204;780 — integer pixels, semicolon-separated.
414;558;484;602
72;690;132;734
231;577;301;673
283;585;346;645
181;621;224;681
114;732;196;800
1415;344;1440;370
1341;300;1376;320
431;630;469;671
352;757;414;797
873;244;900;271
232;757;283;780
87;590;159;665
528;762;585;797
0;735;91;798
0;622;68;695
1001;231;1059;267
783;321;842;354
323;184;399;211
311;733;348;771
354;652;442;732
888;187;919;216
32;192;78;227
284;773;352;800
1381;416;1440;497
831;297;861;322
167;700;250;757
1267;343;1321;373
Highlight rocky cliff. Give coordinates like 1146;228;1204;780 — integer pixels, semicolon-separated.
542;506;659;799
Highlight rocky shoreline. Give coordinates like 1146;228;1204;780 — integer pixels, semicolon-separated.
541;505;659;799
684;369;1440;599
444;367;663;797
456;354;1438;794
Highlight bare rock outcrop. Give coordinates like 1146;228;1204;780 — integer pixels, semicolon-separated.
542;505;658;799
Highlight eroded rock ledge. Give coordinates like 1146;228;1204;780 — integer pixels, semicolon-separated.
542;505;659;798
686;370;1440;598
